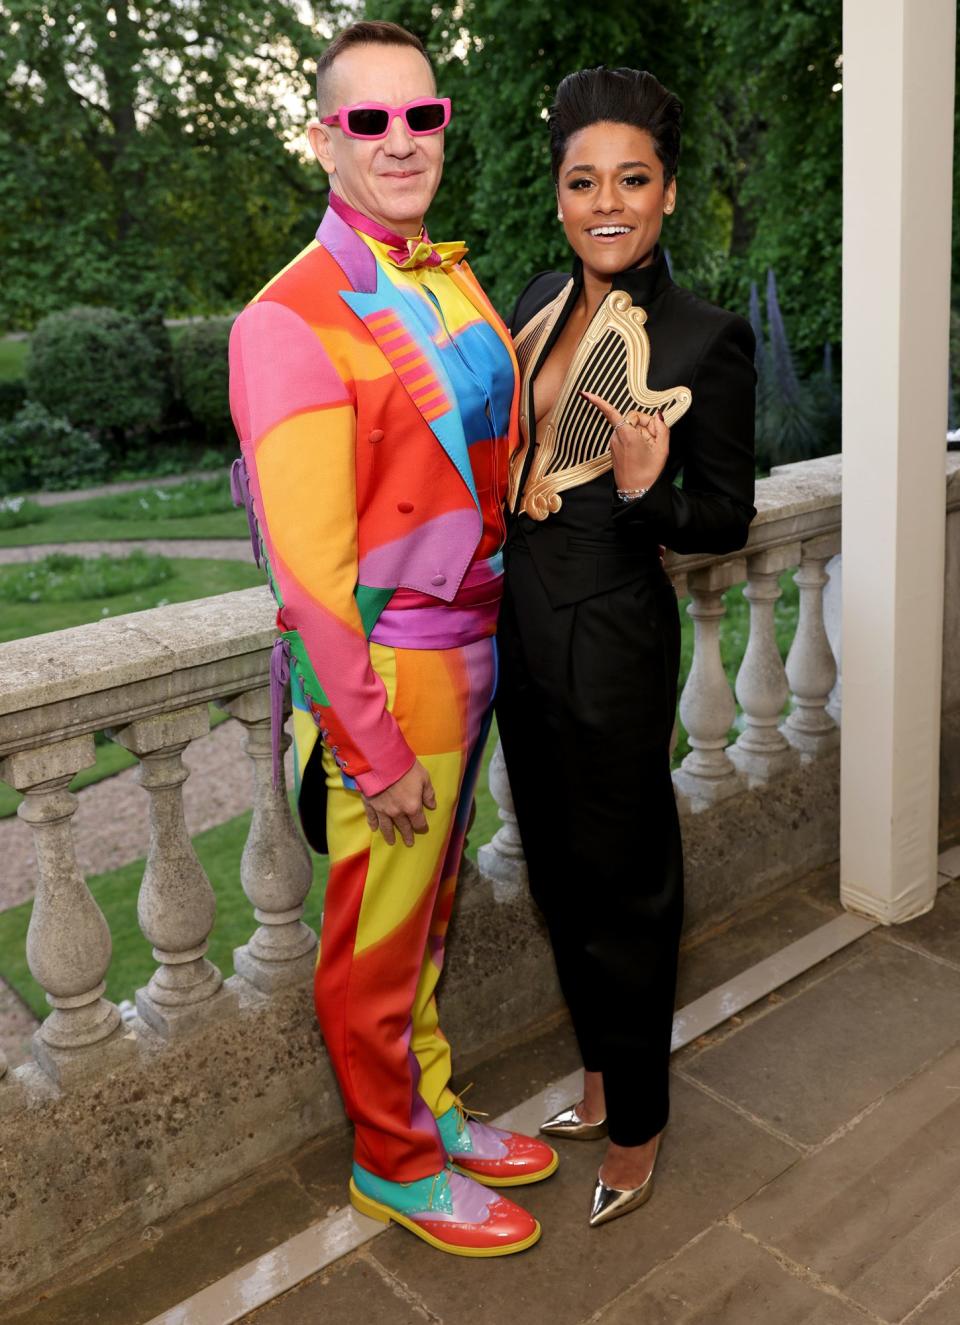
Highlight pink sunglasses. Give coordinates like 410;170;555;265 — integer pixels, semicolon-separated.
320;97;451;140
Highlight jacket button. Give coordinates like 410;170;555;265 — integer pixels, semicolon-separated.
368;429;384;443
397;501;414;513
430;573;447;586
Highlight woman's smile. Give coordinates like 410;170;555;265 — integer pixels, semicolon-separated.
557;121;675;287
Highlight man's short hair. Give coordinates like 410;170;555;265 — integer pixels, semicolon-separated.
316;21;432;115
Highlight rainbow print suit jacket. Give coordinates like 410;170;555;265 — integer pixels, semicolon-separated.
228;203;520;841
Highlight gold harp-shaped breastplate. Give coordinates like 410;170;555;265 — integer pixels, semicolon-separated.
509;286;693;520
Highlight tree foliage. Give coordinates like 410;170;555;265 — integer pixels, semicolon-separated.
0;0;338;327
3;0;957;394
365;0;847;370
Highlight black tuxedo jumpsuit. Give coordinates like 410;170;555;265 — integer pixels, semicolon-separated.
495;247;757;1146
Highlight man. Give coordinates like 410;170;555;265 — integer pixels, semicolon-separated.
228;20;557;1257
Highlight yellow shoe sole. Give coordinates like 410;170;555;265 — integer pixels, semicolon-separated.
451;1148;560;1187
348;1178;542;1257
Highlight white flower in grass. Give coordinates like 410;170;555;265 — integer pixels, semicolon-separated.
139;496;150;510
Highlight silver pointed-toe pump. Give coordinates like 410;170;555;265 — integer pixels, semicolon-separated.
540;1103;609;1141
588;1136;661;1227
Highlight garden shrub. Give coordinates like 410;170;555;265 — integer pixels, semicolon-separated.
25;306;171;437
0;380;27;422
0;497;48;531
0;402;108;494
172;319;233;440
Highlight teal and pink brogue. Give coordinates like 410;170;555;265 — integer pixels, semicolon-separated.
349;1162;541;1257
436;1096;559;1187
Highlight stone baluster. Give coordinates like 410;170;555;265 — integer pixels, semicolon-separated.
477;740;528;901
822;552;843;725
109;707;237;1035
667;570;685;761
784;534;842;756
216;688;317;991
0;735;133;1084
729;545;802;785
0;1048;20;1115
673;561;746;809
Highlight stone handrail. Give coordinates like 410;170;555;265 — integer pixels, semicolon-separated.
479;452;954;880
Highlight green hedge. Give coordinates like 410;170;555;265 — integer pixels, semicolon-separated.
25;306;171;436
172;318;233;440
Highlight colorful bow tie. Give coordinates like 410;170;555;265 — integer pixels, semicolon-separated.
386;236;469;271
327;191;468;273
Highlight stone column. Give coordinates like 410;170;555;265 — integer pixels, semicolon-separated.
477;741;528;901
110;707;237;1035
0;735;134;1085
216;689;317;992
784;535;841;757
841;0;955;921
673;560;746;809
730;545;801;785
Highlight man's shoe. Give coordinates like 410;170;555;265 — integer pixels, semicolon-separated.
349;1163;541;1257
436;1099;559;1187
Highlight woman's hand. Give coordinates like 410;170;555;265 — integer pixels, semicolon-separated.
581;390;670;494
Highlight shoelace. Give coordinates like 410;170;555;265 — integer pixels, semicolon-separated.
452;1081;490;1137
427;1168;451;1211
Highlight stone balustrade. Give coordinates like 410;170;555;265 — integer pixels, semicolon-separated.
3;452;960;1306
482;455;848;889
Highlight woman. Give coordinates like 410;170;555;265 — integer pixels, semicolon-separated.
496;66;757;1228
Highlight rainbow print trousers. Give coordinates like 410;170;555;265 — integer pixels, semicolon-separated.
306;636;496;1183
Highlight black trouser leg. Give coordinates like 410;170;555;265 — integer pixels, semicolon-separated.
496;546;684;1146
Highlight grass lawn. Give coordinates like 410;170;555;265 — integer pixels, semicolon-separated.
0;555;263;644
0;482;249;548
0;339;27;380
0;732;501;1019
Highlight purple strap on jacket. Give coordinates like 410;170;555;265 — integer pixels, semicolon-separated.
269;636;291;790
230;456;261;567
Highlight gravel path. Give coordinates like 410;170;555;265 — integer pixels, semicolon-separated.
24;469;226;507
0;538;252;564
0;719;295;1067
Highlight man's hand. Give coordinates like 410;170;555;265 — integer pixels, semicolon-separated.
362;760;437;847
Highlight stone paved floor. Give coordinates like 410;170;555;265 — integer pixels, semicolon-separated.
9;864;960;1325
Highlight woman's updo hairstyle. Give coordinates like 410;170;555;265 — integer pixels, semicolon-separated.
548;66;682;185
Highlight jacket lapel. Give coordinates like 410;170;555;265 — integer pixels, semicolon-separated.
447;263;522;459
318;207;479;511
341;275;480;511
